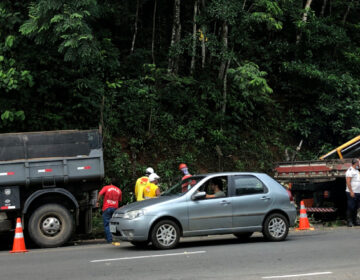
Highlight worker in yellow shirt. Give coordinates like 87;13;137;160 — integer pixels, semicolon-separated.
134;167;154;201
143;173;160;199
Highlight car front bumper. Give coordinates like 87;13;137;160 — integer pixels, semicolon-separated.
110;216;152;242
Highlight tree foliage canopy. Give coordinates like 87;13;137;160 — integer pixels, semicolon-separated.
1;0;360;201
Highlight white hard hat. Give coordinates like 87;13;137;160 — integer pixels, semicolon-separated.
146;167;154;174
149;173;160;182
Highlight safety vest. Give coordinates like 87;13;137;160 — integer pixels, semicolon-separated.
143;182;159;199
134;176;149;201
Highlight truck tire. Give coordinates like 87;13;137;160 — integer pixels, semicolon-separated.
28;204;74;248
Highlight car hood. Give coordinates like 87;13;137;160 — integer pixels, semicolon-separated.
114;196;179;213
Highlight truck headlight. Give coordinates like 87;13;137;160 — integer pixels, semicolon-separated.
123;210;145;220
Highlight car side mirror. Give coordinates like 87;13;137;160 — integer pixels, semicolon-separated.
192;191;206;200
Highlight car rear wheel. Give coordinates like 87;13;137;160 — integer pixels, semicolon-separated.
234;232;253;240
151;220;180;250
263;213;289;241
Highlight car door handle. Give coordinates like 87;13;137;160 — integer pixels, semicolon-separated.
220;200;231;205
260;196;270;201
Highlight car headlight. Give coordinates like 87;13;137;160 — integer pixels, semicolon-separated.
123;209;145;220
112;212;123;218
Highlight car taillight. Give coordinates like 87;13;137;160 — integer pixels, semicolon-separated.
286;189;294;202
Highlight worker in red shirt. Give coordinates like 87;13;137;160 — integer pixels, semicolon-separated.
179;163;192;192
96;179;122;243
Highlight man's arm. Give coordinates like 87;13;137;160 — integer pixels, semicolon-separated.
96;186;106;207
96;192;103;208
155;187;160;197
346;176;355;198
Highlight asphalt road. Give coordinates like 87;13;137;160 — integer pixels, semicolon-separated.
1;227;360;280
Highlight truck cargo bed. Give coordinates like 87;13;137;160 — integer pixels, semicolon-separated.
0;130;104;186
274;159;352;181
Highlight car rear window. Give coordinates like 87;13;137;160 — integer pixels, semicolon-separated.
233;176;267;196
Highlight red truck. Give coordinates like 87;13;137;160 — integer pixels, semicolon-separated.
274;136;360;219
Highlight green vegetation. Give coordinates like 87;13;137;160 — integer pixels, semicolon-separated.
1;0;360;203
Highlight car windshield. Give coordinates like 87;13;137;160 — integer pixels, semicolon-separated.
161;175;206;196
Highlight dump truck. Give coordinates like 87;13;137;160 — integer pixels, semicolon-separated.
0;129;104;247
274;136;360;219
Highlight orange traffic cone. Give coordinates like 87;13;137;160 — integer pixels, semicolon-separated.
10;217;28;253
296;201;314;231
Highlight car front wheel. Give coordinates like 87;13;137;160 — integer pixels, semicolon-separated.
151;220;180;250
263;213;289;241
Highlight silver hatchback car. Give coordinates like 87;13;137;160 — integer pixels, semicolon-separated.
110;172;296;249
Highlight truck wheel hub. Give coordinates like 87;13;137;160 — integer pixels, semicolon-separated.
42;217;61;236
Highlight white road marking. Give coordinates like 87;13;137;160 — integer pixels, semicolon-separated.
90;250;206;263
262;271;333;279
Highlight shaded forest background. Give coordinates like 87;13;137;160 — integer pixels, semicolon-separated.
1;0;360;202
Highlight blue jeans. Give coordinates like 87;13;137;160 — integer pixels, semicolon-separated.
102;207;116;242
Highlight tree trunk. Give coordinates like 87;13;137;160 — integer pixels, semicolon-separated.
99;95;105;137
201;31;206;68
218;21;228;80
220;58;231;131
168;0;181;74
296;0;313;45
342;0;354;25
130;0;140;54
199;0;206;69
242;0;247;10
174;22;181;74
190;0;198;75
302;0;313;22
321;0;327;17
148;106;153;135
151;0;157;64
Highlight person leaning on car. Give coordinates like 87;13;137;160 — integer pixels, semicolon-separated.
206;178;225;198
345;158;360;227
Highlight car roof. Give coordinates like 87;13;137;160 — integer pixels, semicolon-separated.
191;172;266;177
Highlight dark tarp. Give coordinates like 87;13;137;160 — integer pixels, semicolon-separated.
0;130;101;161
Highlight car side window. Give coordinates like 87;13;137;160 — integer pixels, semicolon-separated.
232;176;267;196
197;176;228;198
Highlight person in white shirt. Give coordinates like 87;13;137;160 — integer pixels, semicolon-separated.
345;158;360;227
